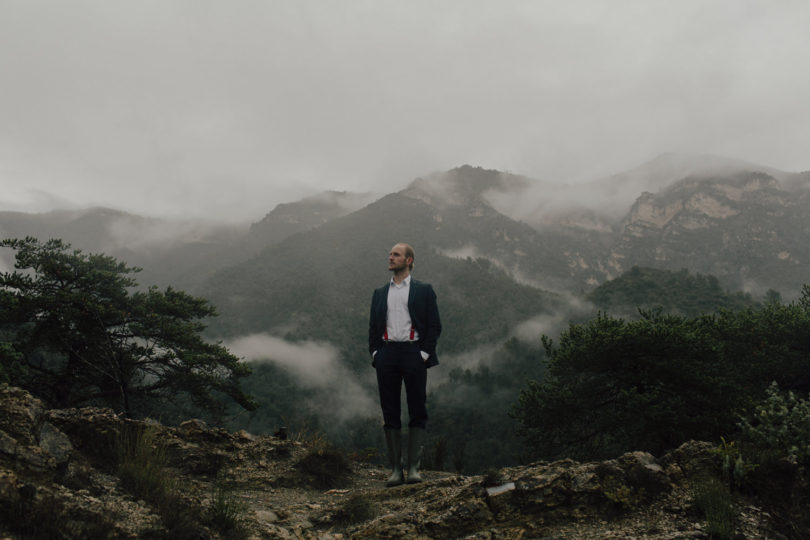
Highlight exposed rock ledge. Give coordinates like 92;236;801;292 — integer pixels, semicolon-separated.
0;385;777;539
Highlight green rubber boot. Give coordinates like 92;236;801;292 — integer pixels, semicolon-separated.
384;429;404;487
405;427;425;484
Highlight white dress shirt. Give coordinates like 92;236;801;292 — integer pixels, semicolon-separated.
373;275;429;361
385;275;420;342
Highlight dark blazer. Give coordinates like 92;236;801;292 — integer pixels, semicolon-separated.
368;278;442;368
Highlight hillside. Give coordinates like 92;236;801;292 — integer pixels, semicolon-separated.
587;266;760;317
199;191;562;353
0;385;780;539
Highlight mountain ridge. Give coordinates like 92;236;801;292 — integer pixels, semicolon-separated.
2;153;808;298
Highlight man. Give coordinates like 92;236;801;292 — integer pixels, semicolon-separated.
369;242;441;486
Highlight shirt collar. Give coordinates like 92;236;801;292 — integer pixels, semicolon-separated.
390;275;411;288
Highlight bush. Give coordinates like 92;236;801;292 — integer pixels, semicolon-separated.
514;295;810;461
711;437;756;490
739;382;810;464
739;384;810;538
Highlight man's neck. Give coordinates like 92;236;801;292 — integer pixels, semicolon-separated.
391;269;410;284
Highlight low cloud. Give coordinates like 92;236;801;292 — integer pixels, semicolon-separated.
107;215;247;252
429;295;598;389
226;333;376;421
513;315;561;343
437;244;556;290
0;250;13;274
309;190;382;214
434;343;501;372
513;295;595;342
436;244;481;260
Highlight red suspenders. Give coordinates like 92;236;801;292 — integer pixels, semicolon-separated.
383;326;415;342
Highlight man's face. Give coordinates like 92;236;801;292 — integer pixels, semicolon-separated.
388;245;411;272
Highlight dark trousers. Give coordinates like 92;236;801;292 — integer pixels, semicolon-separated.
375;341;427;430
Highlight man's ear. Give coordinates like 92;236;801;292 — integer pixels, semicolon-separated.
407;257;414;266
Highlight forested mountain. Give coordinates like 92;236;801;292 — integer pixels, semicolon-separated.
199;191;562;357
3;154;810;472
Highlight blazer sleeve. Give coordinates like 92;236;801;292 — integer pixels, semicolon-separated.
419;284;442;362
368;288;384;361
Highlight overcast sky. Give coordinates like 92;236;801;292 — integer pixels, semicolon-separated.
1;1;809;221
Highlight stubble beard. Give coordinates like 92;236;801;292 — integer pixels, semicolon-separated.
390;261;409;275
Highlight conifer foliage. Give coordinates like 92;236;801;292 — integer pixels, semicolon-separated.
513;295;810;461
0;237;256;418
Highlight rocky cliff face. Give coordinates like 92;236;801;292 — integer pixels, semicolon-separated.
603;172;810;294
0;384;780;539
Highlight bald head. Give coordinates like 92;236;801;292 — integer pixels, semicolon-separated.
388;242;415;275
396;243;414;271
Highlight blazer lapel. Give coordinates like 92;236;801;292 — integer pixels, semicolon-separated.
381;283;390;319
407;279;416;310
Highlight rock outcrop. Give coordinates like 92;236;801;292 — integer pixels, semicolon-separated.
0;384;778;539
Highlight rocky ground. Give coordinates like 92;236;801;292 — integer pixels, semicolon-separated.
0;384;787;539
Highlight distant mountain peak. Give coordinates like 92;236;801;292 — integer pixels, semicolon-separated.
248;190;380;246
402;165;534;209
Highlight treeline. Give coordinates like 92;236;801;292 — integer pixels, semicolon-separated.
587;266;763;317
513;292;810;461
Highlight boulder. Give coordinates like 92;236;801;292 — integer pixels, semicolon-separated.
660;440;717;481
38;422;73;465
45;407;123;468
0;384;46;446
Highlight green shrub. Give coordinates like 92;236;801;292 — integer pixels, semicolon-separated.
711;437;756;490
739;382;810;463
736;382;810;538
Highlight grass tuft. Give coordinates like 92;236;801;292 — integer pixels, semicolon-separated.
296;446;352;489
208;480;250;540
692;477;737;540
115;424;206;539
